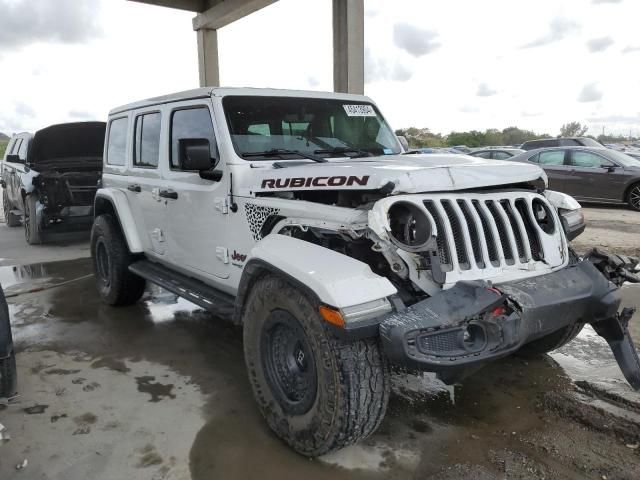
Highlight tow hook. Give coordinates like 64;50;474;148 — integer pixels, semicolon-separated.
584;248;640;390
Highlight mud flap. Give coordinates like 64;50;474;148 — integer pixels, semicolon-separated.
585;248;640;390
592;308;640;390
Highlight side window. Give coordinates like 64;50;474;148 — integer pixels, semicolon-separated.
493;151;512;160
107;117;129;166
571;151;613;168
17;138;28;160
134;112;161;168
472;151;492;159
170;107;216;169
6;139;16;156
528;153;540;163
560;139;580;146
12;139;23;156
537;151;566;166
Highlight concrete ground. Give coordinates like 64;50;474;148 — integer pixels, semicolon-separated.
0;203;639;480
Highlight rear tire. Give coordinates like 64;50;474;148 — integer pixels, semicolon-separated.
626;183;640;212
0;285;17;399
90;214;146;306
24;194;42;244
242;275;390;457
519;323;584;356
2;191;21;227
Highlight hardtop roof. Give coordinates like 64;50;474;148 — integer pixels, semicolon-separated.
109;87;374;115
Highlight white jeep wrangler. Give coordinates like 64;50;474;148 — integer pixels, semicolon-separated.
92;87;640;456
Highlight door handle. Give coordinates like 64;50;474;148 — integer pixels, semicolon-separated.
127;184;141;193
159;189;178;200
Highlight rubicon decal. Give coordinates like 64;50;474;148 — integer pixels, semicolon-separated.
261;175;370;189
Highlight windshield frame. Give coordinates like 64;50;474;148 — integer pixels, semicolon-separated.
222;95;401;161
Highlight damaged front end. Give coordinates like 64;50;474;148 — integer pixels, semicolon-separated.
379;248;640;389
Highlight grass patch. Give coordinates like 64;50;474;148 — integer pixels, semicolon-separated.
0;140;7;159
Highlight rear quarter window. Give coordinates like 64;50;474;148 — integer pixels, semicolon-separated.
107;117;129;166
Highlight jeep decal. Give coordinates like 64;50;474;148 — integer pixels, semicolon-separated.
261;175;370;189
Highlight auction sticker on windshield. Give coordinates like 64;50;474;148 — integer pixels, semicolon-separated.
343;104;377;117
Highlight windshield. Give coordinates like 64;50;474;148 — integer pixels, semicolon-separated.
608;149;640;167
223;96;401;159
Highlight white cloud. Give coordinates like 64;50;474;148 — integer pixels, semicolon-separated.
392;23;440;57
578;83;603;102
587;36;614;52
0;0;103;49
592;0;623;4
521;17;580;48
622;45;640;54
477;83;497;97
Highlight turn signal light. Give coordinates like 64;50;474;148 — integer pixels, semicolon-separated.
319;306;345;328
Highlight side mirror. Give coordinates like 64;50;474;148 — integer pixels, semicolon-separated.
179;138;215;171
397;135;410;152
604;165;617;173
6;154;22;163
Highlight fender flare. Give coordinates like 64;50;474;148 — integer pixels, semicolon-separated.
234;234;397;323
94;189;144;253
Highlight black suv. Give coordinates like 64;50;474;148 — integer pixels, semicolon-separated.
521;137;602;151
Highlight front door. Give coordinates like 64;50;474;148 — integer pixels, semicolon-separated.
531;149;571;193
566;149;625;201
162;102;230;280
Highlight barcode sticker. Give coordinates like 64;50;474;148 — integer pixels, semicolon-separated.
343;104;377;117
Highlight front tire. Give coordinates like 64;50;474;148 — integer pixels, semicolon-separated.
627;183;640;212
2;191;21;227
0;285;17;399
90;214;146;306
24;194;42;244
243;275;390;457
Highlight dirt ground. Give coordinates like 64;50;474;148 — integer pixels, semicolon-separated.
0;204;639;480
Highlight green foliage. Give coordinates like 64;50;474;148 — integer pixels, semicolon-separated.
0;140;7;160
396;126;548;149
560;121;589;137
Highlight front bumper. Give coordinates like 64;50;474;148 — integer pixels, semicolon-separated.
379;260;621;374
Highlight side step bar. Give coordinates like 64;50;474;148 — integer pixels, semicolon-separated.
129;260;235;320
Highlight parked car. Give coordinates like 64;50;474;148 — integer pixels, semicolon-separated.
469;147;525;160
0;284;17;399
1;122;106;244
92;87;639;456
509;146;640;210
520;137;602;151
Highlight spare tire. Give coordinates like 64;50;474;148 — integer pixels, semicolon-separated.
0;284;17;399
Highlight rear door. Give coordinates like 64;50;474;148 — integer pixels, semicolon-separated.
528;149;570;192
162;101;230;280
566;149;625;201
128;110;168;256
4;137;28;208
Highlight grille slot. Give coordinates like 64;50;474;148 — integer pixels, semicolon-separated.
458;200;484;268
515;199;542;260
442;200;469;270
424;201;451;268
486;200;515;265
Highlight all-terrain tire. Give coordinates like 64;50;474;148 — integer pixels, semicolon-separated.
24;194;42;244
519;323;584;356
90;214;146;306
2;191;21;227
242;275;390;457
0;285;18;399
626;182;640;212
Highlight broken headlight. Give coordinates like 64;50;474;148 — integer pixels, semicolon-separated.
387;201;434;252
558;208;585;241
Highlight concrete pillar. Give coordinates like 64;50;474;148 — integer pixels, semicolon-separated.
332;0;364;94
197;28;220;87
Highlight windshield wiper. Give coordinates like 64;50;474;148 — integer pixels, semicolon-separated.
313;147;373;158
242;148;327;163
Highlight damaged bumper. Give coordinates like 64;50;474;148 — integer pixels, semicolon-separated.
378;253;640;389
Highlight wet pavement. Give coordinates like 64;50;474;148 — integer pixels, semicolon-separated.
0;258;640;479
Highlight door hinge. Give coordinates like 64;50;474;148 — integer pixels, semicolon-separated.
215;197;229;214
216;247;229;264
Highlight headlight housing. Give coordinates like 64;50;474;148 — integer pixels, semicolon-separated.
387;201;435;252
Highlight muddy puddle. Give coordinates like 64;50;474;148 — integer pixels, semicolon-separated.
3;258;640;479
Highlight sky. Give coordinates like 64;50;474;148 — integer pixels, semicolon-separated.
0;0;639;138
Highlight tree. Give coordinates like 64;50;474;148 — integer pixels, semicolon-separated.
395;127;446;148
560;122;588;137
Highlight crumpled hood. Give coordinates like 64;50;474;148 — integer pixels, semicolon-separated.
249;154;547;194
